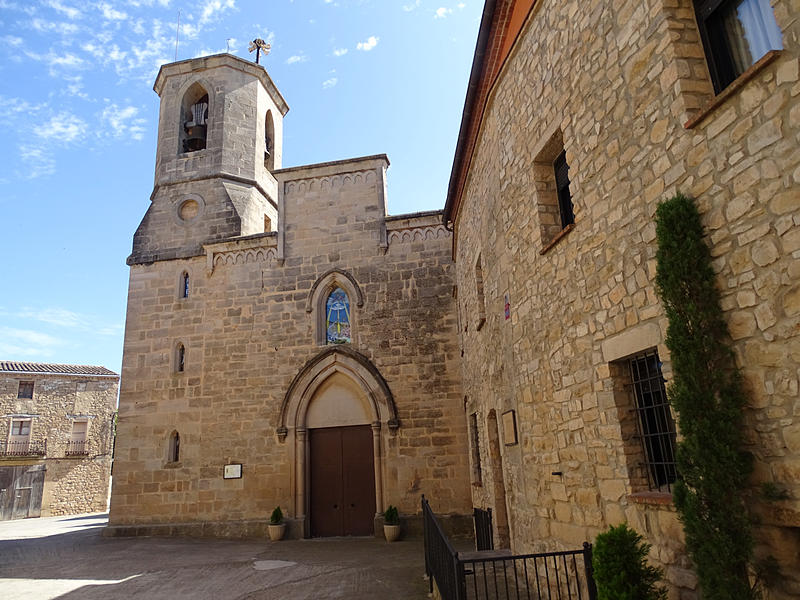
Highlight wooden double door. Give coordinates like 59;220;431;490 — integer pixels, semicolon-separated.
0;464;45;521
309;425;376;537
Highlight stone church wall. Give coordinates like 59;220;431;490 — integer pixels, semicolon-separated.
110;155;470;535
453;0;799;597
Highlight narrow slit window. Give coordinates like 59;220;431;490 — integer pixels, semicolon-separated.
475;255;486;330
469;412;482;486
176;344;185;373
326;288;351;344
168;431;180;463
182;272;190;299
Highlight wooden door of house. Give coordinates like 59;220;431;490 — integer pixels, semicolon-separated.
0;465;45;521
309;425;375;537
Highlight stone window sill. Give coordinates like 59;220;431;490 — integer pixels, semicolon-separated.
684;50;782;130
540;223;575;255
628;491;673;506
164;461;183;469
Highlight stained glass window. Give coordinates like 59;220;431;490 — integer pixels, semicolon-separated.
326;287;351;344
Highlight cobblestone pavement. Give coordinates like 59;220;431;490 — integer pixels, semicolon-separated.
0;514;430;599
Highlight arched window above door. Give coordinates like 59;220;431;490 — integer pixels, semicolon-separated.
326;287;351;344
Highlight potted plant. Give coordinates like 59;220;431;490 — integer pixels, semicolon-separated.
383;505;401;542
268;506;286;541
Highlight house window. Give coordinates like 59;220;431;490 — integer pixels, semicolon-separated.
181;272;190;298
326;288;351;344
168;431;180;463
694;0;783;93
553;150;574;228
629;351;677;490
469;412;482;486
8;419;31;454
17;381;34;399
67;420;88;455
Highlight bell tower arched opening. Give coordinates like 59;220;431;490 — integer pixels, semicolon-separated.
179;82;209;153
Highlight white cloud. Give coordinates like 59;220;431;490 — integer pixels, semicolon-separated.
356;35;379;51
434;7;452;18
333;47;347;57
322;77;337;89
2;35;23;46
101;104;146;140
0;327;63;358
45;0;81;19
198;0;235;26
458;2;465;7
18;146;56;179
99;2;128;21
30;18;80;34
402;0;421;11
286;54;308;64
33;112;88;143
8;308;123;335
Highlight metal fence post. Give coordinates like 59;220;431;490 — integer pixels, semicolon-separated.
583;542;598;600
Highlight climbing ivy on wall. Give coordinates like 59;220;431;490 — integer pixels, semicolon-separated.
654;193;754;600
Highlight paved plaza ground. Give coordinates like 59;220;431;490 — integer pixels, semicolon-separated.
0;513;431;599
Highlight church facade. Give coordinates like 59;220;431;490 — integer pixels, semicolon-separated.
444;0;799;598
107;54;470;539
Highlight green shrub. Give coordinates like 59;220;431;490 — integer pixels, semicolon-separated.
592;523;667;600
383;505;399;525
269;506;283;525
654;193;754;599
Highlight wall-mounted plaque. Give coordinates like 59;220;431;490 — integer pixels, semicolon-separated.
223;463;242;479
502;410;517;446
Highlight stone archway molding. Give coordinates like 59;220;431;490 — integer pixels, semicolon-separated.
305;268;364;313
277;346;399;442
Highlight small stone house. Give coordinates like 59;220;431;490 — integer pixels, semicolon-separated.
444;0;799;598
107;54;471;539
0;362;118;520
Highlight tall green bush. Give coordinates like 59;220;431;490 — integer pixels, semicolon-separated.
592;523;667;600
654;193;753;599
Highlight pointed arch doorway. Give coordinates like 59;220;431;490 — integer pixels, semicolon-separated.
278;347;399;538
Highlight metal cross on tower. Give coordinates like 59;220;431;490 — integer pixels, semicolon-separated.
248;38;271;64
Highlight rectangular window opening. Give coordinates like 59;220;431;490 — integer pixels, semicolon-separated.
628;351;677;491
469;412;482;486
17;381;34;399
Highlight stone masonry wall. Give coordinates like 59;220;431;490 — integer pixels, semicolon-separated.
110;158;470;534
0;374;117;517
454;0;799;598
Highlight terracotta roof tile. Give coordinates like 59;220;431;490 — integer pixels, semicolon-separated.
0;361;118;377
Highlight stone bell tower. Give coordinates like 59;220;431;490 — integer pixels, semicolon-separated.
128;53;289;266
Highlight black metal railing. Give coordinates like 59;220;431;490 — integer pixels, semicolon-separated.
460;546;597;600
423;495;465;600
424;496;597;600
65;439;89;456
474;507;494;551
1;439;46;457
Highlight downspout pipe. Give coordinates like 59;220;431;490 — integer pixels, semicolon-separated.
442;0;498;231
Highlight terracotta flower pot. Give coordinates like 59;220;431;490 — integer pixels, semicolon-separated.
268;523;286;541
384;524;401;542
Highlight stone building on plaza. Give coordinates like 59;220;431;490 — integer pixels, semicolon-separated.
0;362;118;520
444;0;799;598
106;53;470;539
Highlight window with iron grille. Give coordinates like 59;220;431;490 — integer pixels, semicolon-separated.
629;351;677;490
553;150;574;229
17;381;34;399
693;0;783;94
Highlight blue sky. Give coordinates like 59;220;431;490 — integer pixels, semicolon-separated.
0;0;482;373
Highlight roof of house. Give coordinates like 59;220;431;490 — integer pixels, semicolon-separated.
0;362;118;378
443;0;536;229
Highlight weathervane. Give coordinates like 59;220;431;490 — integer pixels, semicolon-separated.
248;38;271;64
